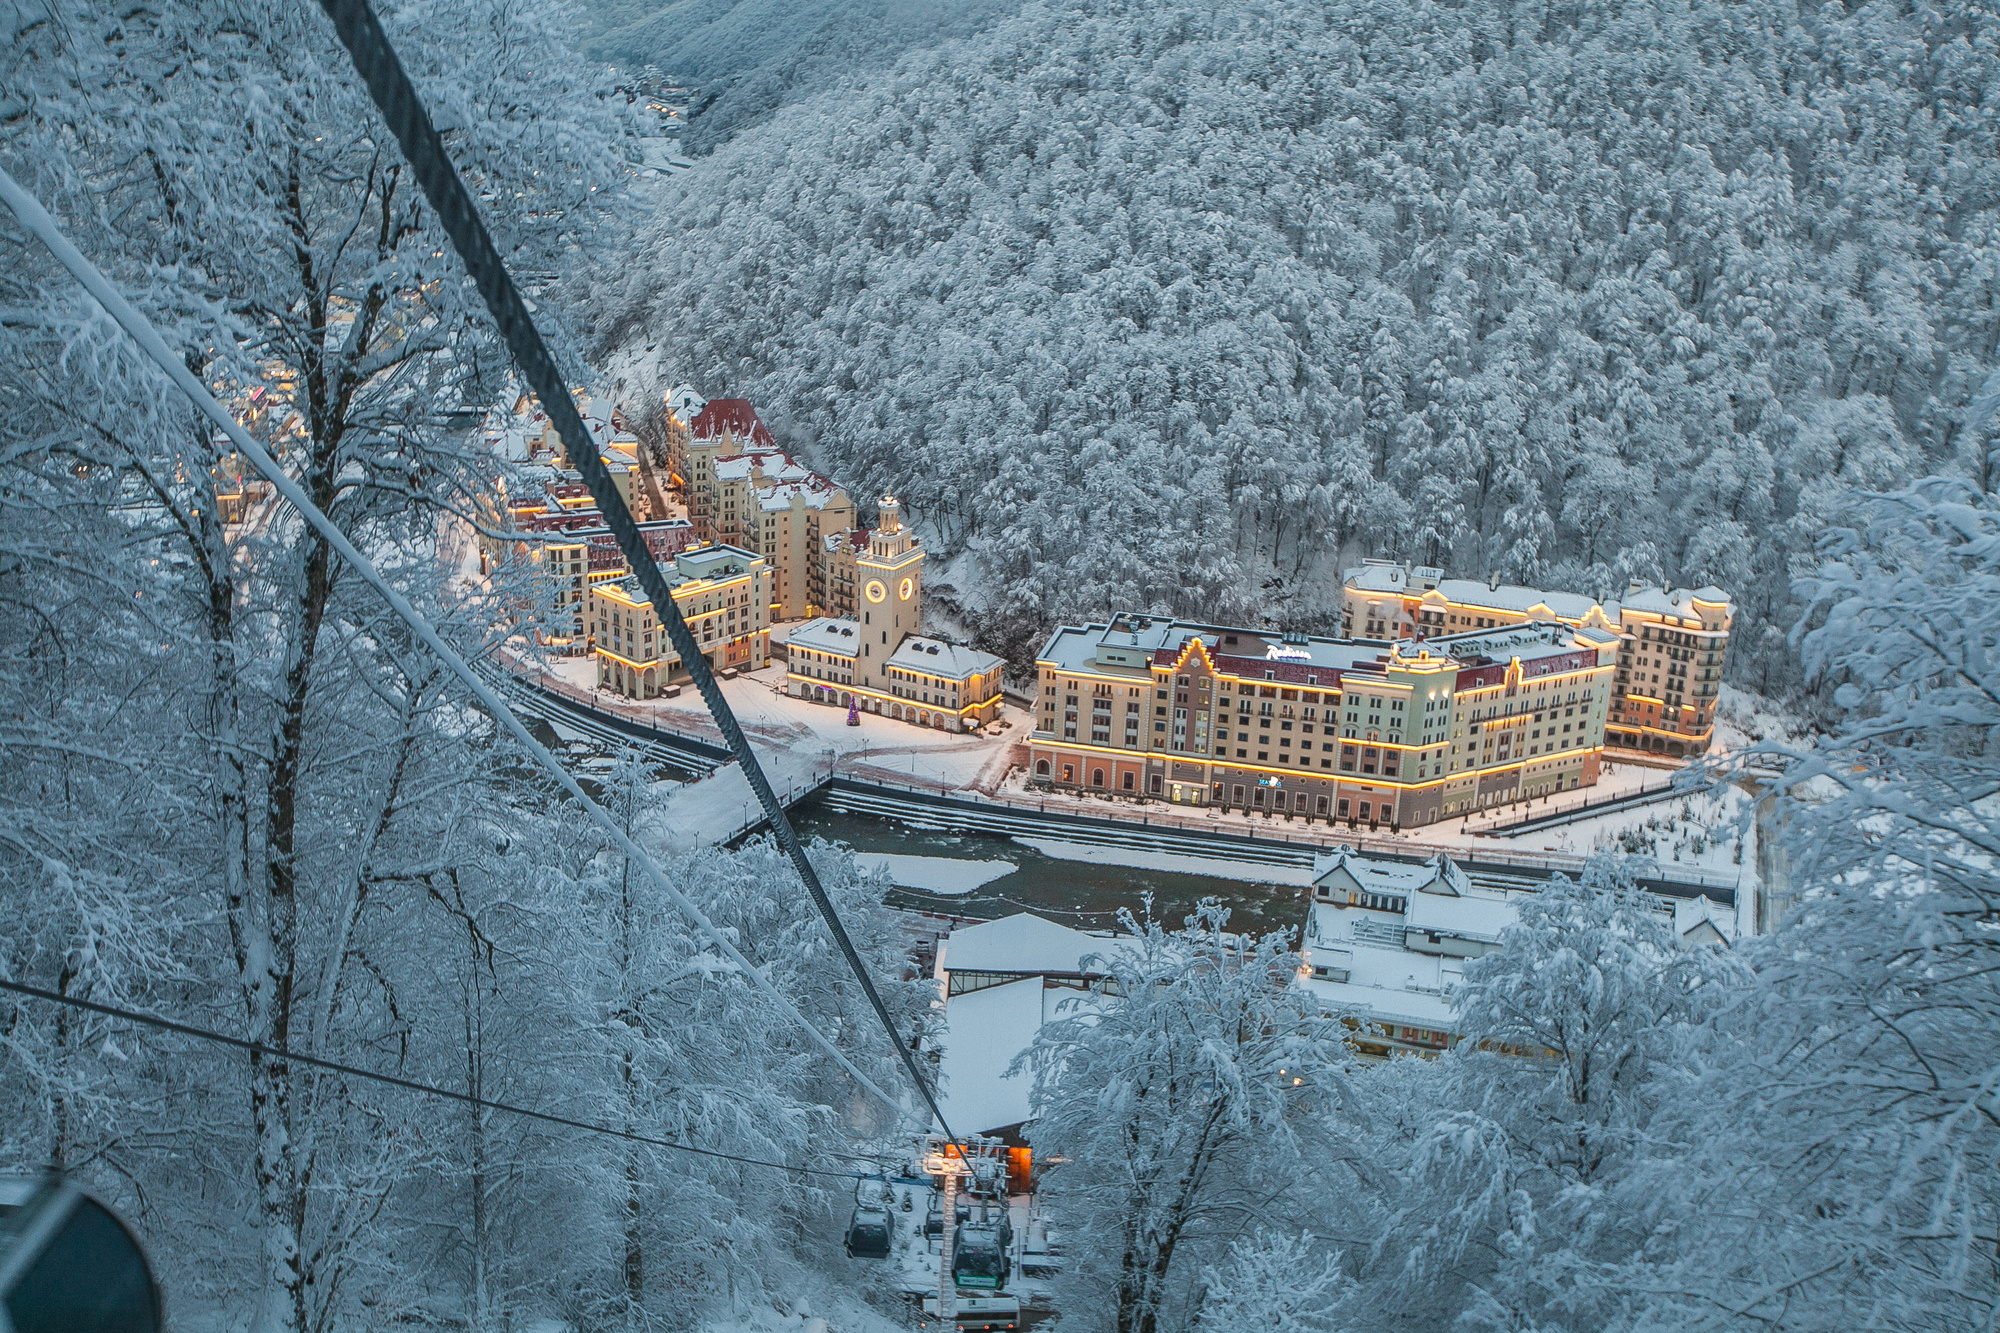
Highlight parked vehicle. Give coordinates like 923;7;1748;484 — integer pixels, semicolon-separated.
920;1294;1021;1332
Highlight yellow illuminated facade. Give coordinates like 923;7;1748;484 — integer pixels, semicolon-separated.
1030;616;1617;826
782;498;1005;730
587;544;770;698
1340;561;1733;758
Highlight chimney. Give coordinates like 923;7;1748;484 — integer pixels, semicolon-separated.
1488;571;1501;591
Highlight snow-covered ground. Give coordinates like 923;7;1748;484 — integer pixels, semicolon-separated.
544;656;1019;783
513;656;1021;844
1014;837;1313;887
972;721;1767;882
1711;682;1813;750
854;852;1017;895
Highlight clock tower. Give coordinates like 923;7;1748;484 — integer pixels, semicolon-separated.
856;495;923;692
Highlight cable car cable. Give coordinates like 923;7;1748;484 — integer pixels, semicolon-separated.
0;164;909;1130
310;0;963;1146
0;978;869;1182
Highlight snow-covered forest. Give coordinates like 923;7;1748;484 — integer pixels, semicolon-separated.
3;0;1998;1328
601;0;2000;686
1;1;923;1326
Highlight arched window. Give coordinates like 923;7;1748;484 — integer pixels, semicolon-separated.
1035;759;1050;776
1121;771;1135;791
1091;768;1106;788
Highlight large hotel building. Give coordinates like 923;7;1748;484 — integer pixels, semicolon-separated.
1031;616;1619;826
1029;568;1733;824
1338;561;1733;757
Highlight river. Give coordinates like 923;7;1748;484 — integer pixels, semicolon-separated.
790;795;1312;937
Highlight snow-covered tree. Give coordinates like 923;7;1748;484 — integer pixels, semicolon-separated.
1606;479;2000;1332
1313;860;1734;1333
1018;904;1352;1333
0;0;644;1324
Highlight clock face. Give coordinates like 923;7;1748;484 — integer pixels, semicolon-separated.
865;580;887;604
899;577;914;601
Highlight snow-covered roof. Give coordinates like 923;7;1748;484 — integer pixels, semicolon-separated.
939;913;1124;977
1674;895;1734;946
1302;976;1456;1029
1405;888;1519;944
1348;560;1731;628
1613;585;1734;619
785;617;862;656
1430;578;1598;621
689;397;776;448
887;637;1003;682
934;978;1106;1135
488;425;539;463
1424;621;1609;667
1342;560;1442;593
715;449;809;483
1300;850;1543;1035
1300;903;1462;1030
936;977;1043;1135
667;384;706;422
1313;849;1470;898
1035;619;1382;678
758;480;844;511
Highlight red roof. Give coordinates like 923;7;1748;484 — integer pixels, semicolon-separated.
690;397;776;449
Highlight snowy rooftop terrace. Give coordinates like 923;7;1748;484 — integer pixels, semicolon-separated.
757;480;843;511
1417;620;1617;666
1341;557;1733;622
1036;616;1386;678
783;617;862;658
887;636;1003;682
1039;613;1609;686
715;449;817;485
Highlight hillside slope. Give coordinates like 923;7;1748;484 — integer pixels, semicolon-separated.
606;0;1999;680
580;0;1018;152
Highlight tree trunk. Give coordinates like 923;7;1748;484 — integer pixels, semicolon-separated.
468;983;492;1331
248;521;335;1333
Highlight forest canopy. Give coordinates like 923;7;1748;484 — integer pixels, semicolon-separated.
608;0;2000;686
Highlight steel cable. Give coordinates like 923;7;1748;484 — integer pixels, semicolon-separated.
312;0;959;1144
0;979;867;1180
0;164;907;1128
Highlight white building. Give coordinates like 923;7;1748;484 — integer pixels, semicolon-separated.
1300;849;1735;1057
931;913;1123;1139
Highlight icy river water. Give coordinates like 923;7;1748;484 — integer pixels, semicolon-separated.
531;718;1310;937
789;798;1311;937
